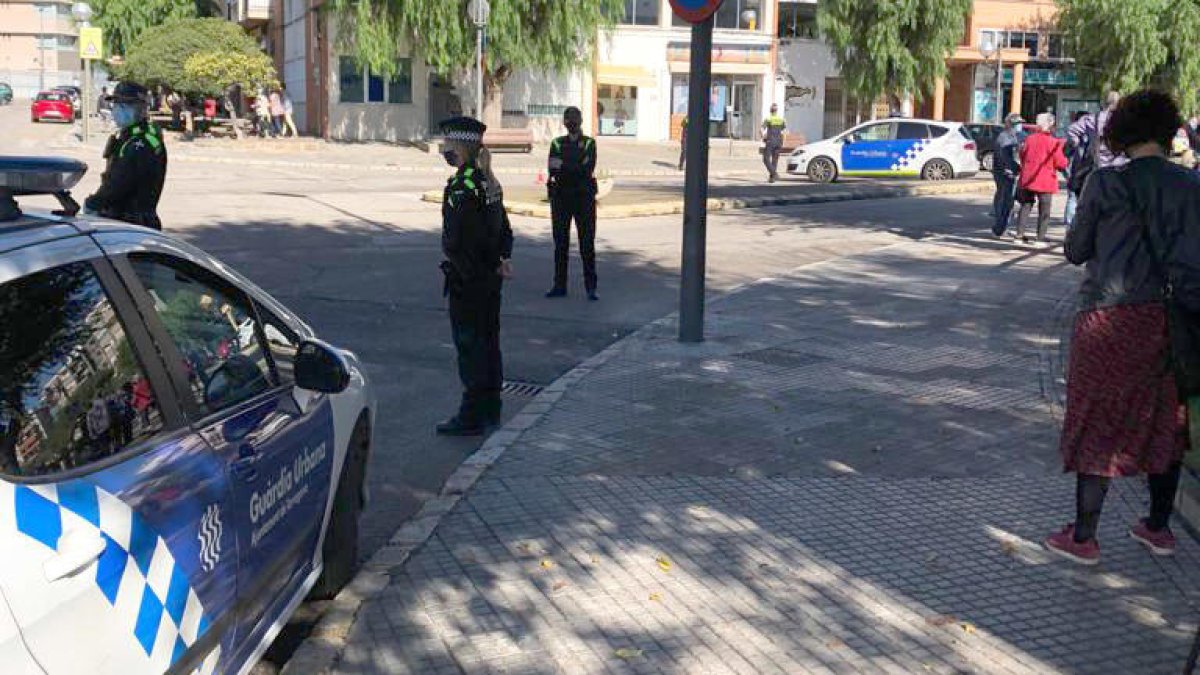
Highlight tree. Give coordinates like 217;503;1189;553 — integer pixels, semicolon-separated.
328;0;625;126
119;18;278;95
91;0;216;58
818;0;972;111
1057;0;1200;113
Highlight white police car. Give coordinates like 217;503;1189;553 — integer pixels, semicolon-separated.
0;157;376;674
787;118;979;183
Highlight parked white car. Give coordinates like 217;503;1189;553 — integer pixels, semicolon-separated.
787;118;980;183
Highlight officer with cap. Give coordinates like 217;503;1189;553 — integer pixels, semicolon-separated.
84;81;167;230
546;106;599;301
437;116;513;436
761;104;787;183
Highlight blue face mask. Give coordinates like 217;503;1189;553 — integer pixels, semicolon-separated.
113;104;139;128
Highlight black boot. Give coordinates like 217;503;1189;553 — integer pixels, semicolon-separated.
436;415;485;436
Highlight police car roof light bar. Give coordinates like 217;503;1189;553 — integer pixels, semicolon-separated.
0;156;88;220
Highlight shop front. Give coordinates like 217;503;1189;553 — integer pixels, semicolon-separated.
666;41;772;140
1001;66;1096;130
595;64;657;139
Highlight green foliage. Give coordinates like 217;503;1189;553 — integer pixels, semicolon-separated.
119;18;278;95
91;0;210;57
1057;0;1200;113
818;0;972;106
327;0;625;82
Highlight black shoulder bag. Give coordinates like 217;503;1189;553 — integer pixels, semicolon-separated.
1133;177;1200;397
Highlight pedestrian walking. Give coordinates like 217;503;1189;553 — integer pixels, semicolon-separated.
84;82;168;230
678;116;688;171
991;113;1024;237
1046;89;1200;565
436;116;512;436
1094;91;1127;169
761;104;786;183
281;86;299;137
254;90;273;138
269;88;285;137
546;107;599;301
1064;110;1093;230
1014;112;1067;244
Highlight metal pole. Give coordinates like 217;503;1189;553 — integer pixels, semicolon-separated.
679;15;713;343
996;52;1003;124
83;58;91;143
475;26;484;119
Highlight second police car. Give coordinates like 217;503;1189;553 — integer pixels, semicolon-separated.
787;118;979;183
0;157;375;674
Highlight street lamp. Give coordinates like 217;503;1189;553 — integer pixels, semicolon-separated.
70;2;93;142
978;33;1003;125
467;0;490;120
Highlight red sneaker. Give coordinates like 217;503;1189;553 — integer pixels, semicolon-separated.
1043;524;1100;565
1130;520;1176;556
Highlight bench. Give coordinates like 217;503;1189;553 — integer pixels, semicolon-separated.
484;128;534;153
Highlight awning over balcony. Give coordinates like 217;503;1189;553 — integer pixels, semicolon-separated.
597;64;656;88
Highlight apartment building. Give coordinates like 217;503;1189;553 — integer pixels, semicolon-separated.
0;0;82;99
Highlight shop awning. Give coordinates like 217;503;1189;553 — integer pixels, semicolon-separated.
597;64;657;88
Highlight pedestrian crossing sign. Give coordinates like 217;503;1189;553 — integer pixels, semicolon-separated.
79;27;102;60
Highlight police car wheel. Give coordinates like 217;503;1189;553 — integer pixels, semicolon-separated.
310;415;369;600
807;157;837;184
921;159;954;181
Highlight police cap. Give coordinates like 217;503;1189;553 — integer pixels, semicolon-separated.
107;81;149;105
439;116;487;144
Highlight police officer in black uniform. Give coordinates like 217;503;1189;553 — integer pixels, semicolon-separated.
546;106;599;301
84;82;167;230
437;116;514;436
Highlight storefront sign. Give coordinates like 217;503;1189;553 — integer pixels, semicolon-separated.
1003;68;1078;87
667;42;771;65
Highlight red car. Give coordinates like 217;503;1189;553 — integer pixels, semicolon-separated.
30;91;75;123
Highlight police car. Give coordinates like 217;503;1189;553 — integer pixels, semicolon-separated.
787;118;979;183
0;157;376;674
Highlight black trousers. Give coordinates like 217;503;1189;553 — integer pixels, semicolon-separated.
1074;464;1182;542
678;141;686;170
551;191;597;292
1016;191;1053;241
991;172;1016;235
763;143;782;177
448;286;503;423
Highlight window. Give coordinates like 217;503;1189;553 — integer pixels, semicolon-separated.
778;1;818;39
848;122;892;142
339;57;412;104
129;256;273;415
1047;33;1069;60
928;125;950;138
0;263;163;478
597;85;638;136
676;0;763;29
895;122;929;140
981;29;1039;58
622;0;659;25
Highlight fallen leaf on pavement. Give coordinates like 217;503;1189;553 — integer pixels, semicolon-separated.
539;559;554;569
961;622;977;634
925;614;957;627
656;556;672;572
826;638;845;649
552;581;568;591
649;592;663;602
590;555;600;564
614;648;644;660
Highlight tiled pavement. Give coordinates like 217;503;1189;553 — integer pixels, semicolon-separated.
333;235;1200;674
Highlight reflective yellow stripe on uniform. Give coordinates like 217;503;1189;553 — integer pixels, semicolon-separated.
552;138;562;153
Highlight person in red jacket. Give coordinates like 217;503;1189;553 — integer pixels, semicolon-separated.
1015;112;1069;243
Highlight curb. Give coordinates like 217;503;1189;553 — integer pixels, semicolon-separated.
280;328;643;675
420;179;994;219
167;153;759;179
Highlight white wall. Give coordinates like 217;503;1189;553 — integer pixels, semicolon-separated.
326;20;431;143
776;38;840;143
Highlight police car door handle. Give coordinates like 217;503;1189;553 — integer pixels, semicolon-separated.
232;444;259;482
44;529;107;582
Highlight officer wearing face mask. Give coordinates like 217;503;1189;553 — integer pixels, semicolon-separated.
84;81;167;230
546;106;598;301
436;116;511;436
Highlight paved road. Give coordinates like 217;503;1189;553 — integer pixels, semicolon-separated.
3;104;1036;669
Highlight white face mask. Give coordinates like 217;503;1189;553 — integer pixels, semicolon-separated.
113;104;139;128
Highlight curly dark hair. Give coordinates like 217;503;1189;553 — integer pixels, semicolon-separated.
1103;89;1183;154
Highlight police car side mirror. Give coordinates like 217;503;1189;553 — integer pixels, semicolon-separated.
295;339;351;394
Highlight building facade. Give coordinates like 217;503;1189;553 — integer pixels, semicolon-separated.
0;0;82;99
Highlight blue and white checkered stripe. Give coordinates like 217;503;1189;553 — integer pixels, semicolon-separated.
0;480;220;674
891;139;931;172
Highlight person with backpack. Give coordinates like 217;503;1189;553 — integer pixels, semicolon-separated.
1046;90;1200;565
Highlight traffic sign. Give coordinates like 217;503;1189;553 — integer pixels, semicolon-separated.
79;26;102;60
669;0;724;24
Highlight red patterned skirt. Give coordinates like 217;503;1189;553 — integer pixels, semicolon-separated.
1060;303;1187;477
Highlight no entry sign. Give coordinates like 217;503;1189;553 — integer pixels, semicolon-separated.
669;0;725;24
